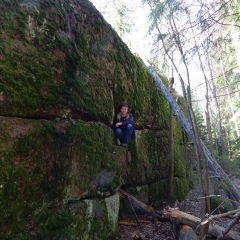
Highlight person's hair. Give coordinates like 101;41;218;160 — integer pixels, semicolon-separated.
121;104;128;108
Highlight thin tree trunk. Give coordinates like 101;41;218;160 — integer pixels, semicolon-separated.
212;83;226;155
168;18;209;238
205;55;223;156
212;42;227;155
207;68;226;155
186;12;211;219
167;76;174;201
187;87;209;240
205;50;215;151
221;66;240;138
203;52;218;152
205;102;214;152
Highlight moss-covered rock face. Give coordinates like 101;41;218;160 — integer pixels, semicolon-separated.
0;0;169;127
0;0;190;239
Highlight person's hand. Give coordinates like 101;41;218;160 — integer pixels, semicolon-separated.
115;122;122;127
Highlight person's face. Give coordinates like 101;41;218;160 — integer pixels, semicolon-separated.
121;106;128;116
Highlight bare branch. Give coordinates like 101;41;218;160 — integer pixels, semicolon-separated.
200;209;240;225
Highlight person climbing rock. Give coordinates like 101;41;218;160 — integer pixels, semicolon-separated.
112;103;135;146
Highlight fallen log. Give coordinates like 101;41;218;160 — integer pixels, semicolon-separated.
117;189;240;239
210;224;240;240
118;219;153;226
116;189;166;221
216;212;240;240
118;190;199;239
174;223;199;240
118;221;138;226
163;207;240;240
163;207;201;229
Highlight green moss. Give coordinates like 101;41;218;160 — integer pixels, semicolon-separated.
17;196;119;240
0;118;123;238
173;177;190;201
149;180;167;207
124;185;149;204
125;130;171;185
0;0;114;122
148;177;190;208
0;0;192;238
1;0;172;127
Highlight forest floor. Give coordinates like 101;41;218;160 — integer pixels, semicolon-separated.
116;176;240;240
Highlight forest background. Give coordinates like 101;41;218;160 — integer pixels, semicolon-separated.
91;0;240;169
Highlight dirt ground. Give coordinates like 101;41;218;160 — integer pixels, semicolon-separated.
116;177;240;240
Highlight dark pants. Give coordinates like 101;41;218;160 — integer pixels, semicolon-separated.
114;124;133;144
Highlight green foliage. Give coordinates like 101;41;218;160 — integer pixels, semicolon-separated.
173;177;190;201
114;1;133;36
230;137;240;161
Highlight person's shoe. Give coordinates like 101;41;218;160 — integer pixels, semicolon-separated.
120;143;128;147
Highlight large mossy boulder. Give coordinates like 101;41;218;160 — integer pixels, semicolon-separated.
0;0;190;239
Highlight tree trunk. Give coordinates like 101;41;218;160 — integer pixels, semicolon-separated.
205;103;214;152
186;15;212;224
187;12;214;154
204;54;226;156
221;66;240;138
205;48;215;152
212;82;226;156
167;21;210;238
167;77;174;201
